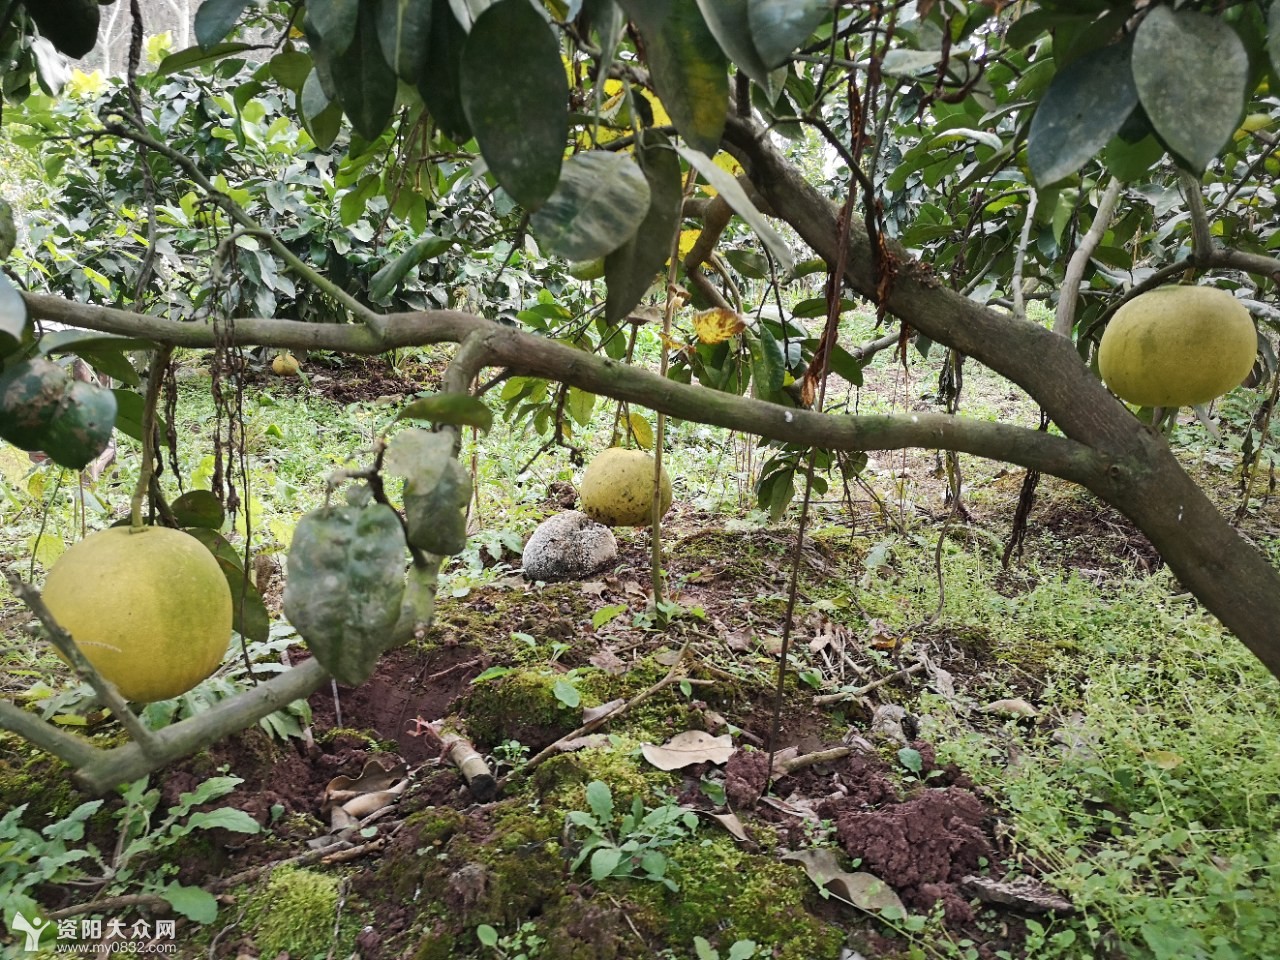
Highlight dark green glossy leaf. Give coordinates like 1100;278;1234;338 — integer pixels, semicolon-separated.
23;0;100;59
0;198;15;261
216;557;270;643
109;388;149;444
306;0;360;57
448;0;493;30
745;326;784;400
1132;6;1248;173
724;249;770;279
405;456;471;555
677;144;793;272
460;0;567;208
0;274;28;353
157;42;254;77
615;0;671;39
269;50;313;92
183;527;243;569
172;490;226;530
643;3;728;155
41;381;117;470
696;0;770;87
1103;132;1164;183
393;393;494;432
827;345;864;387
71;347;140;388
532;152;651;261
747;0;831;70
1028;40;1136;187
300;69;343;149
419;0;472;141
756;466;795;521
332;3;398;141
195;0;252;50
0;358;67;450
376;0;433;82
1270;3;1280;80
605;132;684;323
370;234;455;301
792;296;853;319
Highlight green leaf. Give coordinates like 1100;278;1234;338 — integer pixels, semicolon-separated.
32;37;71;97
157;42;254;77
827;344;865;387
301;70;344;149
185;807;261;833
605;131;684;323
1131;6;1248;172
477;925;499;948
306;0;360;57
1270;3;1280;80
71;346;140;387
586;779;614;820
745;326;784;400
375;0;434;82
109;388;154;444
1028;40;1137;187
1103;133;1164;183
282;495;408;685
418;0;472;141
332;2;398;140
566;387;596;426
696;0;771;88
370;234;455;301
532;152;652;261
393;393;494;432
590;845;623;880
161;883;219;924
172;490;226;530
195;0;252;50
0;197;15;261
748;0;832;69
460;0;568;208
553;677;581;708
677;144;794;272
0;274;29;352
269;50;313;92
643;3;728;155
897;746;923;774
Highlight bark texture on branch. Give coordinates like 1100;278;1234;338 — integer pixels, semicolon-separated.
721;115;1280;681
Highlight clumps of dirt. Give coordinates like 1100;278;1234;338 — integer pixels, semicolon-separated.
828;785;993;922
724;749;769;808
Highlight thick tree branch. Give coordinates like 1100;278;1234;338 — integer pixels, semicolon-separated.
720;113;1280;683
20;292;1105;487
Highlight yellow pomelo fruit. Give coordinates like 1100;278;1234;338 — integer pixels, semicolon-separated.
272;353;300;376
1098;286;1256;408
43;526;233;702
580;448;673;527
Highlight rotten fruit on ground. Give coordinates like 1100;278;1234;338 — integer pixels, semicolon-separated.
579;447;672;527
1097;285;1256;408
41;525;233;702
272;352;301;376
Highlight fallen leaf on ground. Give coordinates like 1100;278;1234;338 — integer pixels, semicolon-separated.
582;698;626;723
641;731;733;770
782;848;906;914
589;648;626;674
960;875;1073;914
704;811;751;842
980;698;1039;718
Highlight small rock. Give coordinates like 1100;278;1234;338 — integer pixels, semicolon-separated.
522;511;618;582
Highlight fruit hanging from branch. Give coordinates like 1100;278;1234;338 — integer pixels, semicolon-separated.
1097;286;1257;408
41;526;233;703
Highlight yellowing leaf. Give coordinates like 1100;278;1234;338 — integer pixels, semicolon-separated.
628;411;655;450
658;330;688;352
678;228;701;260
697;152;745;197
693;307;746;344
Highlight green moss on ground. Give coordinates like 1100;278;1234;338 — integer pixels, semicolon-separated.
243;866;360;957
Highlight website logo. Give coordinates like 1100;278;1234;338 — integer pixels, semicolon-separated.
10;911;52;951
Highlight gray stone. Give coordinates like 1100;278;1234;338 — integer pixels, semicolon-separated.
522;511;617;583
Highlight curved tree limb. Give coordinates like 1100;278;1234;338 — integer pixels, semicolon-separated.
19;291;1106;487
721;113;1280;682
1055;177;1123;338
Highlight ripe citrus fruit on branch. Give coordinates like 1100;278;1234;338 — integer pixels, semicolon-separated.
580;448;673;527
42;526;233;702
1097;286;1256;408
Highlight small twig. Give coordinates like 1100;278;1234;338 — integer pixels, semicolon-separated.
1011;188;1038;323
1054;178;1122;338
776;744;857;776
813;660;926;706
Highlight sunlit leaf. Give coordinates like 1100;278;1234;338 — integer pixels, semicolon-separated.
693;307;746;344
1132;6;1248;172
1028;40;1136;187
532;152;651;261
628;411;655;450
460;0;567;208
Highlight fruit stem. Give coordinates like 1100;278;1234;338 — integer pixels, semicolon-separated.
131;347;172;531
